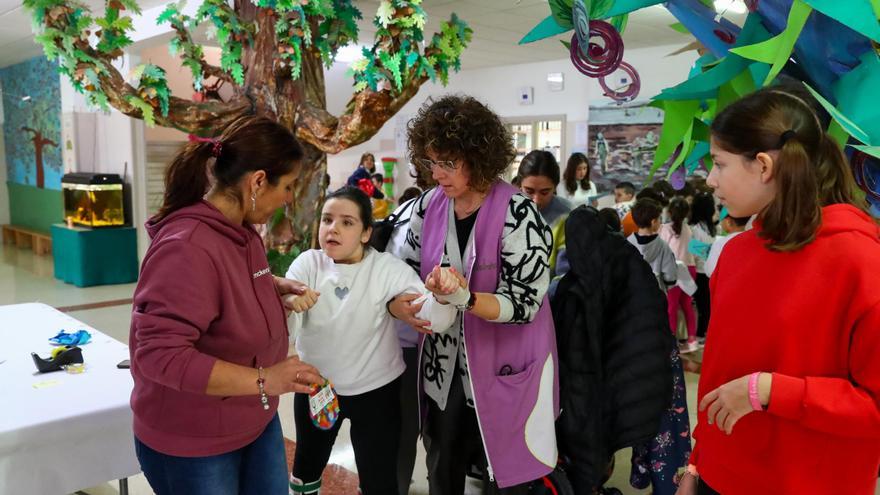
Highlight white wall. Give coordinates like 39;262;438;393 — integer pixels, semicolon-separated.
323;43;698;194
59;56;148;259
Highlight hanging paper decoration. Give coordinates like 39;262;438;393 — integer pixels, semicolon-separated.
598;60;641;102
570;20;625;77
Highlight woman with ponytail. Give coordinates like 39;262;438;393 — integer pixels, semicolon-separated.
677;87;880;495
129;116;324;495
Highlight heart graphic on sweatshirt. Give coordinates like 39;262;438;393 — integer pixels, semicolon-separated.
334;286;350;300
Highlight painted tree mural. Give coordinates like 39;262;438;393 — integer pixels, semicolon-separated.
21;126;59;189
24;0;472;251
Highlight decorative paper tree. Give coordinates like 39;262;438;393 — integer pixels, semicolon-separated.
24;0;472;251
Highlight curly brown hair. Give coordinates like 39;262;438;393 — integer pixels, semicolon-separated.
406;95;515;193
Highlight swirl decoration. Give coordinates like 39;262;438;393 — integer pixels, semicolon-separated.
569;20;624;78
598;60;642;102
852;150;880;202
573;0;591;58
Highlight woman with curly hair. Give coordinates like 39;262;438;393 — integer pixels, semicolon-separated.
389;95;559;494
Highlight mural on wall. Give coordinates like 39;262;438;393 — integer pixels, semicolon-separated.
587;103;705;192
0;56;63;190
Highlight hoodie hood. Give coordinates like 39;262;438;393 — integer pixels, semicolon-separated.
817;204;880;244
146;200;252;246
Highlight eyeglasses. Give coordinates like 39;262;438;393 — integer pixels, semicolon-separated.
416;157;460;172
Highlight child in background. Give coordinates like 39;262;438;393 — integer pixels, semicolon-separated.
688;192;717;344
613;181;636;219
371;173;392;219
558;152;599;207
704;208;749;277
659;197;698;353
628;198;677;291
284;187;459;495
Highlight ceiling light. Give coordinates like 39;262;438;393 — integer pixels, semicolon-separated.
335;44;368;63
713;0;748;14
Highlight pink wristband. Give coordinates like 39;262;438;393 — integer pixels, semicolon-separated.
748;372;764;411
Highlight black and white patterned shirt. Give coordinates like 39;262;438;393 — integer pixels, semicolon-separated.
400;187;553;410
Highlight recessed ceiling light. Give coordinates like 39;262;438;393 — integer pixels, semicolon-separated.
714;0;748;14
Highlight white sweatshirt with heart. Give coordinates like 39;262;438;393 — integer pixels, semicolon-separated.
285;248;456;395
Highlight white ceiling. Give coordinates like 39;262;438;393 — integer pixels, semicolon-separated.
0;0;747;69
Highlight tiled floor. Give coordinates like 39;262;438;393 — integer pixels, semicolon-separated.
7;242;874;495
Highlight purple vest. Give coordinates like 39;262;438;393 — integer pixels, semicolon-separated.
419;181;560;488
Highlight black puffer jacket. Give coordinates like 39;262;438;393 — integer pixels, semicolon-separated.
551;206;674;492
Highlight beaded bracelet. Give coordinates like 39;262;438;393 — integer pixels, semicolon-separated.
257;366;269;410
748;372;764;411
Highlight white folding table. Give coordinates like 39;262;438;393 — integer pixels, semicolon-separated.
0;302;139;495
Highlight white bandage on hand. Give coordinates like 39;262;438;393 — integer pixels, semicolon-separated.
436;285;470;307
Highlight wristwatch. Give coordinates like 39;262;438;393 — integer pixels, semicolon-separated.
456;291;477;312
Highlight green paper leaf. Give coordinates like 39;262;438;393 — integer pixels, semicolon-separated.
804;82;871;144
520;15;570;45
851;145;880;160
651;99;701;173
669;22;689;34
831;51;880;145
828;119;849;147
728;0;813;86
126;95;156;126
600;0;664;18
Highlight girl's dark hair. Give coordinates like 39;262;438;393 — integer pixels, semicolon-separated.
636;186;669;207
158;116;302;220
668;197;690;236
689;191;717;237
399;187;422;203
325;186;373;229
632;198;663;229
518;150;560;185
407;95;515;193
652;179;675;203
598;207;622;232
359;153;375;168
711;85;870;251
563;153;592;195
325;187;373;236
675;181;696;199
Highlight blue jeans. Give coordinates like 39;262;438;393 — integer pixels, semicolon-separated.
135;414;288;495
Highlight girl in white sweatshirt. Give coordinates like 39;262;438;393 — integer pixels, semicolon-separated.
284;187;458;495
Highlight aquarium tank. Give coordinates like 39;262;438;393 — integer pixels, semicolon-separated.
61;173;125;228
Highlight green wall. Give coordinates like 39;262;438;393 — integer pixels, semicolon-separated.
7;182;62;233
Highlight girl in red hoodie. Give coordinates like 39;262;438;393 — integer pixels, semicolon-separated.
130;117;324;495
676;87;880;495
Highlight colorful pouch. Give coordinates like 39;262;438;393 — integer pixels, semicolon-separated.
309;379;340;430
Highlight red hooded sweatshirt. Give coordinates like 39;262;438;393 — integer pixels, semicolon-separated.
693;204;880;493
129;201;288;457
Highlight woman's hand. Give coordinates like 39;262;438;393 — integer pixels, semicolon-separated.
283;287;320;314
674;471;698;495
263;356;323;395
274;276;306;297
426;266;465;296
700;373;771;435
387;293;431;334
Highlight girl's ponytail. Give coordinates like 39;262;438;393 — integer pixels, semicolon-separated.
758;136;821;251
156;142;215;220
815;133;868;210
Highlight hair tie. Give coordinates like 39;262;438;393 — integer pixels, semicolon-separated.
778;129;797;148
188;134;223;157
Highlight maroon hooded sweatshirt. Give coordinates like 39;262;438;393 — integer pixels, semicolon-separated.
129;200;288;457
